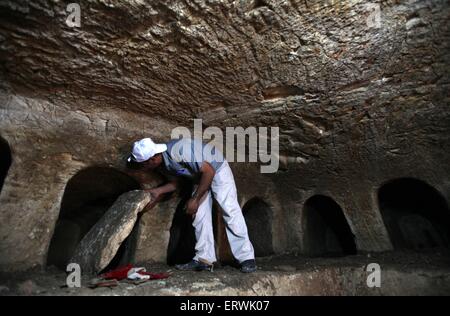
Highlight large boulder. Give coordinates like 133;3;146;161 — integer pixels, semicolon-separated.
71;190;151;274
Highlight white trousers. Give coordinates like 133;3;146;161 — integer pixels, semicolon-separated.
192;161;255;264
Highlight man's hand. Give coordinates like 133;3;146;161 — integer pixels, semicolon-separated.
146;188;162;201
184;162;215;219
185;198;200;218
141;181;178;214
142;188;165;213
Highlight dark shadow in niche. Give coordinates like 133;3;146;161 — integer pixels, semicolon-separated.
378;178;450;250
0;136;12;195
303;195;357;257
166;179;196;266
242;197;274;257
46;167;141;270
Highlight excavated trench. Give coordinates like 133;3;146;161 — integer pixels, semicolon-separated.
2;251;450;296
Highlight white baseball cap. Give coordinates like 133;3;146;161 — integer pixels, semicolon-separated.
127;138;167;163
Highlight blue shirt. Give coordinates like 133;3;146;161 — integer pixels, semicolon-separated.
162;138;224;180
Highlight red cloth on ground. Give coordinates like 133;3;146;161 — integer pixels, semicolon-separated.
99;264;170;281
99;264;132;280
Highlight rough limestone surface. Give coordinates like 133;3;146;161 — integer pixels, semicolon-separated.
0;0;449;272
71;190;151;274
1;252;450;296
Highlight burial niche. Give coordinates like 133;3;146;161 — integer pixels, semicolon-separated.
303;195;357;256
47;167;141;270
242;197;274;257
0;136;12;195
378;178;450;250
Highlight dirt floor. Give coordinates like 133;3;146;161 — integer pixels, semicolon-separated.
1;250;450;296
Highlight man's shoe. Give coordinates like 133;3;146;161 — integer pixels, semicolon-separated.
240;259;257;273
175;260;213;272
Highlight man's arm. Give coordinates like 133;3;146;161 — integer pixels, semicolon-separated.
185;162;215;217
142;180;178;212
150;180;178;196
